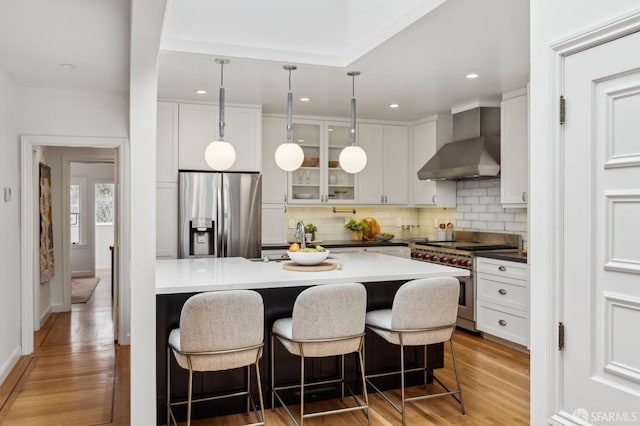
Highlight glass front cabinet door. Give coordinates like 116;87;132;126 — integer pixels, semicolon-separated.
288;120;356;205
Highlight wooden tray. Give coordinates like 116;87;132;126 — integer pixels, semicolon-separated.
283;262;337;272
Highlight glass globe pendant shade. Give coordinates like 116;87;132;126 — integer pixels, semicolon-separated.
275;142;304;171
205;140;236;171
339;145;367;174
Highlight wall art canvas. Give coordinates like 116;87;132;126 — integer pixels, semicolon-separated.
39;163;54;283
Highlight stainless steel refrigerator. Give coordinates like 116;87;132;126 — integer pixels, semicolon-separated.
178;171;262;259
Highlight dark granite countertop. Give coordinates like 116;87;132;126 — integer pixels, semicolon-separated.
262;239;410;250
476;251;528;264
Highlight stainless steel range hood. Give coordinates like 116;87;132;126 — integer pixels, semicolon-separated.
417;107;501;180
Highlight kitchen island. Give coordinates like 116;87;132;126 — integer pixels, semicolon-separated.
156;252;469;423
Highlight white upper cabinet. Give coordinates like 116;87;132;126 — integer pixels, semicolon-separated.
261;116;289;204
261;203;289;244
156;102;179;183
500;87;528;207
178;103;262;172
357;123;408;204
288;120;356;205
411;117;456;207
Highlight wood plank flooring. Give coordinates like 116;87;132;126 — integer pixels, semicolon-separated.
0;270;529;425
0;270;130;425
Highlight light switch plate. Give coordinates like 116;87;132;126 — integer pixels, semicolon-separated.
288;219;296;229
396;217;402;227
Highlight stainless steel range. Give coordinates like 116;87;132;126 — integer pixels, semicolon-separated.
410;231;521;332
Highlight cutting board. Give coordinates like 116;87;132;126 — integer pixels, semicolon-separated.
283;262;337;272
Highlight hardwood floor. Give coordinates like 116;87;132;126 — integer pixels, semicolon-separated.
184;331;530;426
0;270;130;425
0;272;529;425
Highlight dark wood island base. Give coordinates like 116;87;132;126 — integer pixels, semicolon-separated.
156;280;445;424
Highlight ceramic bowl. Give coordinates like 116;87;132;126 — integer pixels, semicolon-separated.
287;250;330;265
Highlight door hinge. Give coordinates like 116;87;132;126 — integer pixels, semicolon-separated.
559;96;566;125
558;322;565;350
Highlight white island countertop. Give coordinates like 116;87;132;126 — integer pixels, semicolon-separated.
156;252;469;295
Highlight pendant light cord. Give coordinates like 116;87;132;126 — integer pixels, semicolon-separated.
348;72;360;146
216;59;229;140
284;65;297;144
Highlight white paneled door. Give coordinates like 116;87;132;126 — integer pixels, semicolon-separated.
561;29;640;422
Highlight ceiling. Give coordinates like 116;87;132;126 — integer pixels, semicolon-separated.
0;0;130;93
0;0;529;122
159;0;530;121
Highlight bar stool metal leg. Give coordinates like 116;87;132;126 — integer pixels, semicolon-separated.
255;361;266;423
187;368;193;426
400;341;406;426
271;333;275;411
167;347;171;426
300;353;305;426
450;339;465;415
357;344;372;426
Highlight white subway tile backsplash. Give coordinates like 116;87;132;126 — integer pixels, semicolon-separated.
471;221;488;230
480;196;496;204
487;221;505;231
504;207;527;214
453;177;528;246
464;196;479;205
471;204;488;213
515;213;528;223
505;222;528;232
470;188;488;196
495;213;515;222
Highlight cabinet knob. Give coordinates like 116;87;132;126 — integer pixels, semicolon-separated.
498;288;507;295
522;192;527;202
284;194;287;203
498;265;507;272
385;195;388;203
432;195;436;204
498;319;507;326
284;205;287;213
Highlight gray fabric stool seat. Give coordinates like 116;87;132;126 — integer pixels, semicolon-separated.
271;283;371;426
365;277;465;425
167;290;265;426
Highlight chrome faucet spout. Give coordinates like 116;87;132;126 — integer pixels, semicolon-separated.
295;220;306;250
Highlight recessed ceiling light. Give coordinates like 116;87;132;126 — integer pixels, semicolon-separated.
59;63;75;70
466;73;479;79
195;89;207;94
299;97;310;102
389;103;400;108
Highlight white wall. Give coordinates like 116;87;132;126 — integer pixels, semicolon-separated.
529;1;640;424
0;66;22;385
129;0;167;422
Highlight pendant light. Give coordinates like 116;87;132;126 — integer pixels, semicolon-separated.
205;58;236;171
339;71;367;174
274;65;304;171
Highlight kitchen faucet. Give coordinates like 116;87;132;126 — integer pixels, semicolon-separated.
294;220;306;250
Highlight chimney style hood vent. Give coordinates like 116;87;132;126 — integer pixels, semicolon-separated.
417;107;501;180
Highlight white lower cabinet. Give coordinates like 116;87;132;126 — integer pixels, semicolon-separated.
476;257;529;347
156;183;178;258
262;204;288;244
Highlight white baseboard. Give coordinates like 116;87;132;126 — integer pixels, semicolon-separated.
71;270;93;278
51;303;66;313
0;346;22;387
39;305;52;329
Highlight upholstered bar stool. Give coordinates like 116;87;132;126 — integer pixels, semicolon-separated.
271;283;370;426
167;290;265;426
365;277;464;426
